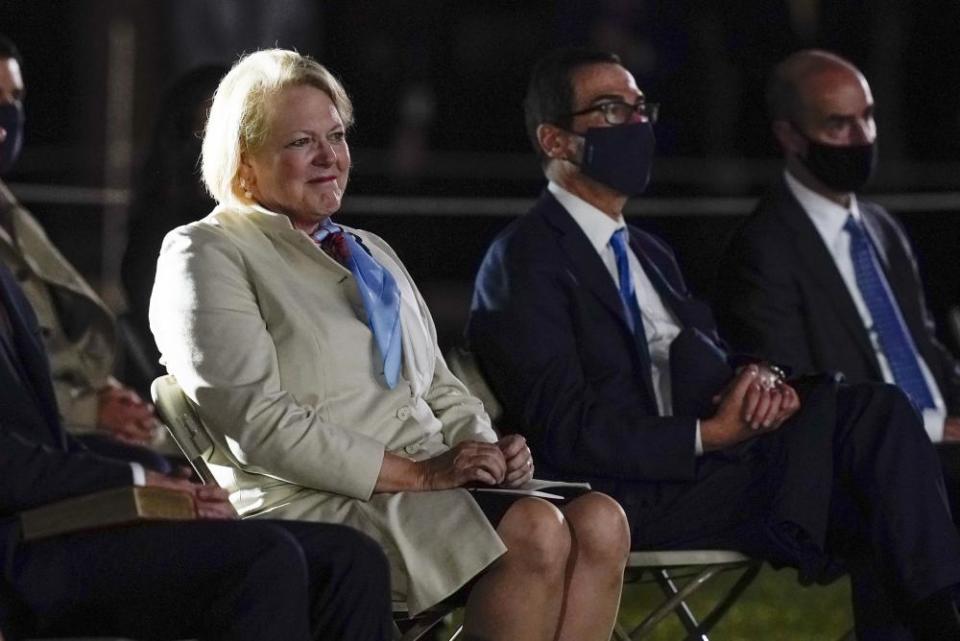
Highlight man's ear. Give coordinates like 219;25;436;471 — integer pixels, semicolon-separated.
536;123;574;162
772;119;805;156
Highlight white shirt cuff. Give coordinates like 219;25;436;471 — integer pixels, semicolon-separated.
694;419;704;456
129;462;146;486
923;409;946;443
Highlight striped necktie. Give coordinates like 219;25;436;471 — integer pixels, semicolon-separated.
844;214;936;410
312;221;403;389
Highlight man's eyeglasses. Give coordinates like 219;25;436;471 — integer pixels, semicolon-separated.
568;101;660;126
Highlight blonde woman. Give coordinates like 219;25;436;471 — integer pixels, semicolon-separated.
150;49;629;641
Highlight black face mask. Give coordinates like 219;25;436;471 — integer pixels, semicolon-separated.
795;126;878;193
577;121;655;196
0;102;24;175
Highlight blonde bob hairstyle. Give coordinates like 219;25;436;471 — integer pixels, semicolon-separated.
201;48;354;207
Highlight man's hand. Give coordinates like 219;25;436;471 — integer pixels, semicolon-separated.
144;470;237;520
416;440;507;490
944;417;960;442
497;434;534;488
702;365;798;452
742;365;801;430
98;379;159;445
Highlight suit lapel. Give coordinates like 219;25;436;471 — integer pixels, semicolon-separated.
773;180;881;375
860;207;892;269
860;204;936;369
545;202;632;329
628;232;691;325
249;210;367;314
536;193;658;409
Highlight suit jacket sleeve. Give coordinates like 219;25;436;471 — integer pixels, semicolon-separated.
150;224;385;501
468;235;698;482
0;423;133;513
718;219;818;375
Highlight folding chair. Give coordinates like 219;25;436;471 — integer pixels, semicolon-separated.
615;550;761;641
150;375;462;641
445;348;762;641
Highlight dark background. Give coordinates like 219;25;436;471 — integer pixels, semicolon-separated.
2;0;959;354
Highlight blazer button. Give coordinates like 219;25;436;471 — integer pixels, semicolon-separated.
404;444;419;455
396;406;411;420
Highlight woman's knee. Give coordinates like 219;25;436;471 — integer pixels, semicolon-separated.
563;492;631;566
497;498;572;575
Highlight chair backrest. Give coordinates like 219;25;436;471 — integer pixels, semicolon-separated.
445;346;502;425
151;374;218;485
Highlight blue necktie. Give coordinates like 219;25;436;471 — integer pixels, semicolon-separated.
313;221;403;389
609;228;645;336
844;214;936;410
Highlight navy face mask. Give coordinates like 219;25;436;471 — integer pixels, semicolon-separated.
0;102;24;175
578;121;655;197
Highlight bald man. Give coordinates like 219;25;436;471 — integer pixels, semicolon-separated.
718;49;960;513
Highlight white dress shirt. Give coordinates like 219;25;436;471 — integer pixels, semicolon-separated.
784;170;946;441
548;182;704;454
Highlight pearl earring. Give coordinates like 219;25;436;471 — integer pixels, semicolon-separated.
240;179;253;199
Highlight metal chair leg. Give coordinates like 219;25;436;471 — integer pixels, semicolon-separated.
688;561;762;639
631;565;726;638
653;569;709;641
624;560;761;641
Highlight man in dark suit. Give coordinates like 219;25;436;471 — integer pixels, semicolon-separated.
0;134;392;640
467;46;960;640
0;34;175;471
716;49;960;514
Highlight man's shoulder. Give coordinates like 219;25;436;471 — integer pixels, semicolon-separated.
486;196;562;260
731;184;800;245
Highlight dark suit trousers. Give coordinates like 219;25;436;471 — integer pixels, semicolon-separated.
620;383;960;637
6;520;391;641
937;442;960;525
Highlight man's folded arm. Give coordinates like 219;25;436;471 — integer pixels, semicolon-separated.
0;425;133;513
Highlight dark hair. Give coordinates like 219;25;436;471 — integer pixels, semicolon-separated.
0;34;22;67
121;64;228;373
523;47;620;161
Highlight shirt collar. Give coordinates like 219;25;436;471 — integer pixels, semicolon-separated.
548;181;625;254
784;169;862;244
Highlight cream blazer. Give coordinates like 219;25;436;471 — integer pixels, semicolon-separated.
150;204;505;614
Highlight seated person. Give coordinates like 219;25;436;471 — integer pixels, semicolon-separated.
149;48;630;641
466;46;960;640
0;256;392;641
0;34;168;470
716;49;960;516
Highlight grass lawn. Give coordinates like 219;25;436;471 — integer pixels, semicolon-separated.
436;564;852;640
616;565;852;640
